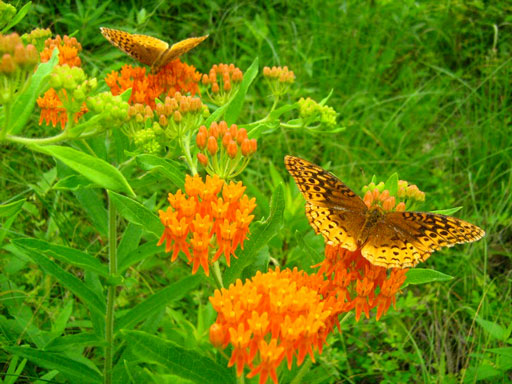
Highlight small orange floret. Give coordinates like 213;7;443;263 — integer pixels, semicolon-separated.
41;35;82;67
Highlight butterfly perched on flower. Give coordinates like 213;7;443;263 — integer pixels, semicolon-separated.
284;155;485;269
100;27;208;73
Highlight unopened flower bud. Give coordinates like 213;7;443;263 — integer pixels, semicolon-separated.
227;140;238;159
196;131;207;149
197;153;208;166
207;136;218;155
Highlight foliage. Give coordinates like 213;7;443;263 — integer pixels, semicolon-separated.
0;1;510;383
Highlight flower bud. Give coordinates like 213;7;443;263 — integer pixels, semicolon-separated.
173;110;182;122
197;153;208;166
196;131;207;149
227;140;238;159
207;136;218;155
236;128;247;145
209;323;225;348
241;139;252;156
222;132;232;148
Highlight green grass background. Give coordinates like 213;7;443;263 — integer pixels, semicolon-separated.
1;0;511;383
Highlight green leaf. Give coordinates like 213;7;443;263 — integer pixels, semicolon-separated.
108;190;163;238
0;199;25;218
12;241;106;317
224;57;259;125
475;317;507;341
4;346;102;384
116;275;202;331
1;2;32;33
45;332;105;351
12;238;108;277
319;89;334;105
431;207;463;215
31;145;135;196
121;330;235;384
73;188;108;236
53;175;99;190
384;172;399;196
224;183;285;285
403;268;453;287
136;154;185;189
118;241;161;273
8;48;58;134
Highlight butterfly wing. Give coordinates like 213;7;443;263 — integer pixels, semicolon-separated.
152;35;209;72
284;155;368;251
361;211;485;268
101;27;169;67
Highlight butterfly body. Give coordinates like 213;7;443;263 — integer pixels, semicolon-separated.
100;27;208;73
285;155;485;269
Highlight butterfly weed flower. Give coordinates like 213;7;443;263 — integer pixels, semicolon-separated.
0;33;40;105
196;121;257;179
157;174;256;275
40;35;82;67
263;66;295;98
209;268;341;384
125;92;207;159
285;156;485;321
38;65;96;129
201;63;243;106
105;60;201;109
21;28;52;52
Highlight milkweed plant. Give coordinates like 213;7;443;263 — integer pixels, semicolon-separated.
0;2;469;384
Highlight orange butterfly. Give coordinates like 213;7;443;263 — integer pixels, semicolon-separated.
100;27;208;73
285;155;485;269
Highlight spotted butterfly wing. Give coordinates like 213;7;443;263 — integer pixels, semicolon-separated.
284;155;367;251
284;155;485;269
361;211;485;268
100;27;208;72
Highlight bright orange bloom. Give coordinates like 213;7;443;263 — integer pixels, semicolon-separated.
263;66;295;83
209;268;338;384
40;35;82;67
314;188;410;322
158;175;256;275
37;88;88;129
105;60;201;108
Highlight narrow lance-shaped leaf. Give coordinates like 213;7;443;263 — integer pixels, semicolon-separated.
136;154;186;189
116;275;202;331
108;190;163;238
121;330;235;384
403;268;453;287
12;241;106;317
31;144;135;196
8;48;58;134
13;238;109;277
4;346;102;384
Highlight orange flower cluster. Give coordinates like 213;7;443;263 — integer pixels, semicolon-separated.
316;188;409;322
158;174;256;275
40;35;82;67
263;66;295;83
196;121;257;179
202;63;243;94
105;60;201;109
38;35;86;128
0;33;39;75
37;88;87;129
209;268;342;384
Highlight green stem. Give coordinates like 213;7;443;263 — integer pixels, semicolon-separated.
6;131;70;145
290;358;312;384
0;103;11;140
179;134;197;175
104;196;118;384
211;261;224;289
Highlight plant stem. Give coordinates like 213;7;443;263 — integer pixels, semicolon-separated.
6;131;69;145
211;261;224;289
179;134;197;175
104;196;117;384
